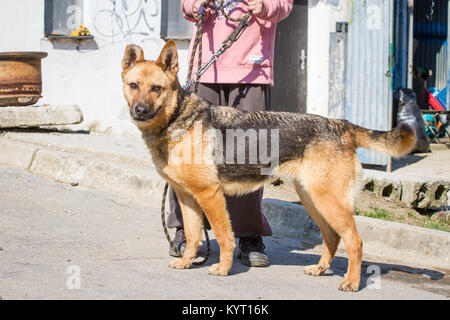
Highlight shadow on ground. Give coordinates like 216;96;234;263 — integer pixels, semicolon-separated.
1;127;90;135
392;154;428;172
192;237;448;292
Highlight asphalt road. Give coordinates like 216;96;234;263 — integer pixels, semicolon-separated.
0;166;448;300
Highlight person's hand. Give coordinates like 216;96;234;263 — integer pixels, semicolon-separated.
248;0;264;16
192;0;211;19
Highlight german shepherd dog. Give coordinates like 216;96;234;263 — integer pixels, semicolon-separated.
121;40;416;291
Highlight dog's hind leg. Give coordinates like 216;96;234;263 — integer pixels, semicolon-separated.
300;181;362;291
295;183;340;277
296;155;363;291
193;185;236;276
169;190;204;270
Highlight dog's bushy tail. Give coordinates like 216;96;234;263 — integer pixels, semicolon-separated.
353;123;416;158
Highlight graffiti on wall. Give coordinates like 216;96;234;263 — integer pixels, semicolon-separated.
94;0;159;40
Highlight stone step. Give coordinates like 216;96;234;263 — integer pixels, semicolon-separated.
0;105;83;128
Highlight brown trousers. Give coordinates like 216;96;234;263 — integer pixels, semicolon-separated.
167;83;273;238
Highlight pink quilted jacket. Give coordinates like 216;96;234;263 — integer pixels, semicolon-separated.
181;0;293;85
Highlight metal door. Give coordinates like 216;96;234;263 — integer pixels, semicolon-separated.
270;0;308;113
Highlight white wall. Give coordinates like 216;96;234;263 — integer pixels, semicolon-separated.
307;0;348;116
0;0;44;51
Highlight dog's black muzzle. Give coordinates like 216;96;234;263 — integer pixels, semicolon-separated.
132;104;161;122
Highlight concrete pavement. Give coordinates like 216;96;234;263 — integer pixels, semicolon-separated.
0;166;448;299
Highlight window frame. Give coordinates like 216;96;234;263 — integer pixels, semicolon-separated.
44;0;93;40
160;0;193;41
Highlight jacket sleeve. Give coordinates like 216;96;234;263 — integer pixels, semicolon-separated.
258;0;293;22
181;0;198;22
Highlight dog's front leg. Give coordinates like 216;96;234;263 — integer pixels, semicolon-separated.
194;185;236;276
169;190;204;270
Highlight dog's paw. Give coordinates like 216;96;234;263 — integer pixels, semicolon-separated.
338;278;360;292
303;264;327;276
208;263;230;276
169;258;192;270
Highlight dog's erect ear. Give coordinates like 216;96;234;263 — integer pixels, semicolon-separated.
122;44;144;72
155;40;179;75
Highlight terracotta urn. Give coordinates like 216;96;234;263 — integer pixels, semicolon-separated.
0;52;48;106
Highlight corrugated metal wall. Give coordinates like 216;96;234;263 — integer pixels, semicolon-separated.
345;0;394;166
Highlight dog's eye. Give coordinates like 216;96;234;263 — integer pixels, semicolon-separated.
129;82;139;90
151;85;161;93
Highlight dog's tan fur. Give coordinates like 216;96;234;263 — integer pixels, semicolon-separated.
121;41;416;291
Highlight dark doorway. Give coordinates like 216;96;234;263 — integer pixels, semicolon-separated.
413;0;448;91
411;0;448;110
270;0;308;113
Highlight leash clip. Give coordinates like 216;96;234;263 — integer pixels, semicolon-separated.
183;79;196;91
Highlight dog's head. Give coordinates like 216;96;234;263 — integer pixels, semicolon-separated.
121;40;180;133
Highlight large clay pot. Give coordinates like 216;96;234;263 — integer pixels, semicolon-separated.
0;52;48;106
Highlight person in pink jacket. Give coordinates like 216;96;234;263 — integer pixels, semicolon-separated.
168;0;293;267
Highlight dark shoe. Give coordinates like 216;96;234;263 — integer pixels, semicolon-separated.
168;228;186;257
237;235;269;267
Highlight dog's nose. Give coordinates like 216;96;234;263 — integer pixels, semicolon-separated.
134;104;149;116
